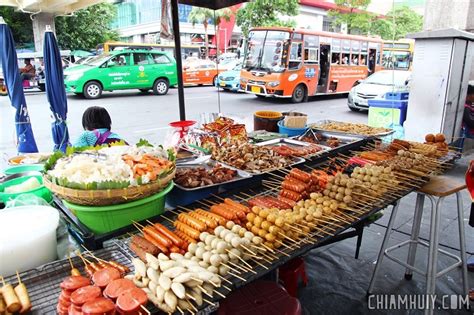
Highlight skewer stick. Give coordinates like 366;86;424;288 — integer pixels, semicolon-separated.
203;298;216;306
198;285;213;298
261;243;275;253
278;232;299;243
213;289;227;298
68;255;75;270
132;220;146;228
186;297;198;313
251;257;271;269
1;275;5;286
209;279;221;287
186;293;196;301
16;271;22;284
228;260;256;274
228;271;246;282
221;263;241;274
250;244;267;252
211;194;225;201
226;249;253;270
160;216;174;224
140;304;151;315
217;274;233;285
275;240;294;251
176;306;184;315
239;244;257;256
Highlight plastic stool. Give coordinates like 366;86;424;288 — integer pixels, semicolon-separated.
367;176;469;315
218;280;302;315
278;257;308;297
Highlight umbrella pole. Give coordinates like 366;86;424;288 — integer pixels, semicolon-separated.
171;0;186;121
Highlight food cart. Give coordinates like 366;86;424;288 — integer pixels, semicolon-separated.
0;117;458;314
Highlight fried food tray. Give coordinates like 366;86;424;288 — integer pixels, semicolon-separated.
311;119;395;138
255;138;331;158
174;160;253;192
2;244;133;314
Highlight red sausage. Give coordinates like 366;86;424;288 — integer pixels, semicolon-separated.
143;231;169;254
116;287;148;313
224;198;250;213
210;205;237;221
92;267;121;288
174;221;200;240
289;168;311;183
220;203;245;219
82;297;116;315
131;235;159;256
60;276;91;291
130;241;149;262
279;189;302;201
150;222;184;248
278;195;297;208
68;304;83;315
56;303;69;315
104;279;136;300
71;285;102;306
143;226;172;248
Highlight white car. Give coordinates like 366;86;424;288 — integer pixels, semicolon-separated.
348;70;411;111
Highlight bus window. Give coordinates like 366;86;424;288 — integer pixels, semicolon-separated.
360;54;367;65
342;53;350;65
331;52;340;64
289;42;303;70
304;35;319;65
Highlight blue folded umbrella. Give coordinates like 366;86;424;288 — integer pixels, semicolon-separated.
0;20;38;153
43;29;70;152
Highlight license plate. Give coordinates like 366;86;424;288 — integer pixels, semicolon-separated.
251;86;260;93
220;82;226;87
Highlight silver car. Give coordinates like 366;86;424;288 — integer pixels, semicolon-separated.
348;70;411;111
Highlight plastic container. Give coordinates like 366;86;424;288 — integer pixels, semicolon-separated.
277;120;308;137
63;182;174;234
0;205;59;276
3;164;44;175
368;99;408;126
0;174;53;204
254;111;283;132
385;92;409;100
167;185;219;208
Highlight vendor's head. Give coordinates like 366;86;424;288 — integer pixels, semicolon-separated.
82;106;112;131
24;58;31;65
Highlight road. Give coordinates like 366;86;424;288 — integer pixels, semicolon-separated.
0;87;367;163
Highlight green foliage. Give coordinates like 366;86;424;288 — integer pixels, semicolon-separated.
0;7;33;46
236;0;299;37
55;3;119;50
372;6;423;40
328;0;374;34
136;138;153;147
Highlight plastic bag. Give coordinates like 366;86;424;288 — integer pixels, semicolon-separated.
5;193;50;208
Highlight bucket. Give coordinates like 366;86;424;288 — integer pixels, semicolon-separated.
0;175;52;204
278;120;308;137
254;111;283;132
63;182;173;234
3;164;44;175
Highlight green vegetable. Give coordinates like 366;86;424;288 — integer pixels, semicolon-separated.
137;138;153;147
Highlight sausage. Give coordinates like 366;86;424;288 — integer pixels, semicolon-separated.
170;246;181;253
143;231;169;254
2;283;21;313
81;297;116;314
174;230;197;245
188;211;217;229
263;196;291;209
91;267;121;288
248;197;272;209
143;226;172;248
131;235;159;256
177;213;207;231
13;281;31;313
289;168;311;183
104;278;136;300
68;304;83;315
84;264;95;278
224;198;250;213
173;221;200;240
116;287;148;313
130;241;148;261
106;260;130;275
220;203;246;219
57;303;69;315
195;209;226;225
210;204;237;221
279;189;302;201
282;179;306;193
70;285;102;306
149;222;184;248
278;195;297;208
60;276;91;291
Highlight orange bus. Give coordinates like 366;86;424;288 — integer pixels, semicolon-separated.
240;27;384;103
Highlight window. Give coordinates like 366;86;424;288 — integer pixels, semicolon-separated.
322;15;341;32
288;42;303;70
152;54;170;64
331;52;341;64
108;54;128;67
304;35;319;64
341;53;350;65
133;53;151;65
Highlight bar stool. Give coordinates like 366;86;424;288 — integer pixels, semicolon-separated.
367;175;469;314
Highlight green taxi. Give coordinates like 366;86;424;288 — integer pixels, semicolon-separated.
64;49;178;99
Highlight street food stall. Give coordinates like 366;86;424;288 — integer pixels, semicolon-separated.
0;114;458;314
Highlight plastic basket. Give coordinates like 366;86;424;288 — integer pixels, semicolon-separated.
277;121;308;137
62;182;174;234
3;164;44;175
0;175;52;204
385;92;409;100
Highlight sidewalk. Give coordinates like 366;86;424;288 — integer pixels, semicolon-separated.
299;152;474;314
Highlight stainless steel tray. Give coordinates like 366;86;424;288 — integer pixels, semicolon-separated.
256;138;331;158
310;119;395;138
174;159;252;191
238;156;306;175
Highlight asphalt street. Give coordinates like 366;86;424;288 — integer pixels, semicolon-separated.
0;86;367;163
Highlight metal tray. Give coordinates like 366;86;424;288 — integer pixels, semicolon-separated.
256;138;331;158
310;119;395;138
174;160;253;191
241;156;306;175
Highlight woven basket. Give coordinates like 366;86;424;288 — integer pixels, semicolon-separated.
43;168;175;206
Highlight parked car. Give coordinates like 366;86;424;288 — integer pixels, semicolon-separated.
0;66;6;96
182;59;223;86
215;64;242;92
348;70;411;111
64;49;178;99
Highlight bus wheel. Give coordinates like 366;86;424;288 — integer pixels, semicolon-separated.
291;84;307;103
153;79;169;95
84;81;102;99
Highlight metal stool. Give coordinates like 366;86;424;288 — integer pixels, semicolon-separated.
367;176;469;313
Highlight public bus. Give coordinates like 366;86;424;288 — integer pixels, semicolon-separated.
97;41;205;59
382;39;414;70
240;27;384;103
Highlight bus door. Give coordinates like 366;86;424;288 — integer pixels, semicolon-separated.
303;35;320;96
368;42;379;75
317;41;330;93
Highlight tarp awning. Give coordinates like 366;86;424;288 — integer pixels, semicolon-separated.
1;0;104;14
179;0;247;10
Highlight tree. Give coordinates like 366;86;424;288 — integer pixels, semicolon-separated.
188;7;231;58
328;0;375;35
235;0;299;37
372;6;423;40
0;7;33;47
55;3;119;50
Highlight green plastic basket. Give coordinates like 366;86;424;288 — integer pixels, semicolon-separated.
63;182;174;234
0;175;53;204
3;164;44;175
